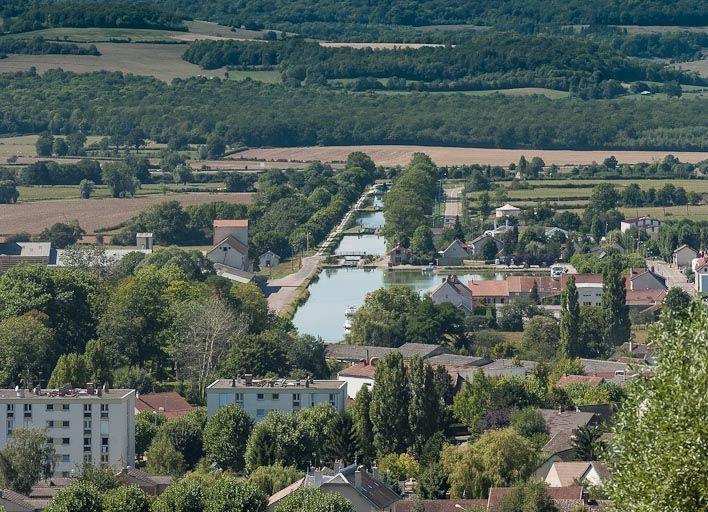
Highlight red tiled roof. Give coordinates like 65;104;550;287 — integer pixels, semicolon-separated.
136;392;193;419
488;486;584;511
338;363;376;379
468;279;509;297
213;219;248;227
556;375;605;388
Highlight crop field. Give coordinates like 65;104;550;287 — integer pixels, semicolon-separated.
369;87;571;99
319;42;445;49
1;27;192;43
226;70;281;83
673;59;708;78
611;25;708;34
0;42;224;81
15;183;223;202
0;192;254;235
238;145;708;167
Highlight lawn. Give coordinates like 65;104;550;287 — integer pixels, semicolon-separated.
17;183;225;202
226;69;281;83
0;135;104;160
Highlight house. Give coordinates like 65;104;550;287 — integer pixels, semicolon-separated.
268;464;399;512
673;244;697;269
589;243;625;258
0;241;53;272
461;358;537;379
389;244;413;266
325;343;448;364
207;236;252;272
0;489;48;511
206;377;347;422
115;467;173;496
545;227;569;240
430;275;477;313
467;234;503;257
495;204;521;218
555;375;605;388
620;216;661;237
610;342;654;363
338;363;376;399
694;256;708;293
437;239;470;266
487;486;589;512
627;268;666;291
135;391;193;420
212;219;248;247
258;250;281;268
135;232;154;251
545;461;610;488
394;500;488;512
0;386;135;477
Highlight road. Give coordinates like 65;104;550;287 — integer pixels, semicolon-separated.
647;259;697;296
443;187;463;227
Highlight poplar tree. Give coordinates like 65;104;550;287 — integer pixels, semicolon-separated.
408;357;440;457
325;411;359;466
370;352;410;455
350;386;375;464
560;275;581;357
601;254;630;345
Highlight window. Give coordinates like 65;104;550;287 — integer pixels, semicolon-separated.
329;393;336;406
256;393;264;400
62;437;70;445
100;454;109;463
6;419;13;436
61;454;70;463
84;420;91;434
46;421;55;428
100;404;108;418
62;404;70;411
62;420;70;428
47;438;54;444
84;437;91;452
23;419;31;429
100;420;109;436
235;393;243;405
46;404;54;411
61;471;71;478
292;394;300;407
101;437;109;453
256;409;265;417
83;404;92;417
272;393;279;400
6;404;14;412
83;454;92;464
23;404;32;418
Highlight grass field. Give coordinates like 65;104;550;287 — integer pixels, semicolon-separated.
0;42;224;81
238;145;708;167
226;69;281;83
369;87;570;99
673;59;708;78
0;27;191;43
16;183;224;202
0;192;254;234
612;25;708;34
0;135;105;160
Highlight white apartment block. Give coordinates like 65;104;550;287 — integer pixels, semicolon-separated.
577;282;603;307
0;385;135;478
206;376;347;422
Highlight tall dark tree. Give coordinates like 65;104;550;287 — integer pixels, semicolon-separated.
560;275;581;357
601;254;630;345
325;411;359;466
350;386;376;464
408;357;441;457
370;352;410;455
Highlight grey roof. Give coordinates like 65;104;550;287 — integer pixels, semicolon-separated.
325;343;447;362
0;242;52;258
540;409;598;454
480;358;538;377
427;354;489;368
2;488;46;511
208;378;345;391
580;358;633;374
339;464;400;509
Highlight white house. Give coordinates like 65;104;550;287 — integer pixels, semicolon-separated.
206;377;347;422
0;386;135;478
544;461;610;488
620;216;661;237
495;203;521;218
694;257;708;293
207;236;252;272
338;363;375;399
437;240;469;266
672;244;697;269
429;275;477;313
577;282;603;307
258;251;281;268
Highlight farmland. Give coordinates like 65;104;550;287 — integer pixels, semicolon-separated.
0;192;254;235
238;145;708;167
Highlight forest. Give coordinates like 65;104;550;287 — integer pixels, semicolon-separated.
183;33;703;96
0;70;706;151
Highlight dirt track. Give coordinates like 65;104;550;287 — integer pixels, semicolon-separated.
0;192;253;234
239;145;708;167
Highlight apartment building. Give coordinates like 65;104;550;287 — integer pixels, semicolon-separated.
206;376;347;422
0;385;135;477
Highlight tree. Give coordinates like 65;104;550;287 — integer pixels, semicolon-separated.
67;132;87;155
225;330;289;377
172;297;241;400
274;488;354;512
0;315;55;387
510;407;548;439
578;307;612;358
371;352;410;455
498;481;558;512
52;137;69;156
36;133;54;157
482;237;499;261
79;464;119;492
48;353;88;388
38;220;85;248
173;164;194;184
408;357;441;457
103;485;150;512
521;316;560;360
662;287;692;319
146;431;186;477
559;276;580;357
244;411;307;471
45;482;102;512
230;283;270;333
350;386;376;464
247;464;302;496
410;225;436;262
479;191;492;218
102;161;138;197
416;462;449;499
452;369;494;434
151;475;204;512
160;409;206;469
0;427;55;494
286;334;329;379
0;180;19;203
601;254;630;345
607;303;708;510
135;410;166;457
206;136;226;159
225;173;248;192
442;428;538;499
203;404;254;472
571;424;602;461
204;478;267;512
79;179;95;199
325;411;359;466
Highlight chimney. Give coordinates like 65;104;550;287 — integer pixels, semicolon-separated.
334;461;342;473
244;374;253;386
102;383;109;394
314;469;323;488
628;340;633;353
372;464;379;480
354;468;363;490
87;382;95;395
231;378;236;387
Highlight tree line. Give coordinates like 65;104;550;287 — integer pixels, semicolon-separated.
0;70;707;150
1;1;186;34
183;33;704;96
0;36;99;58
